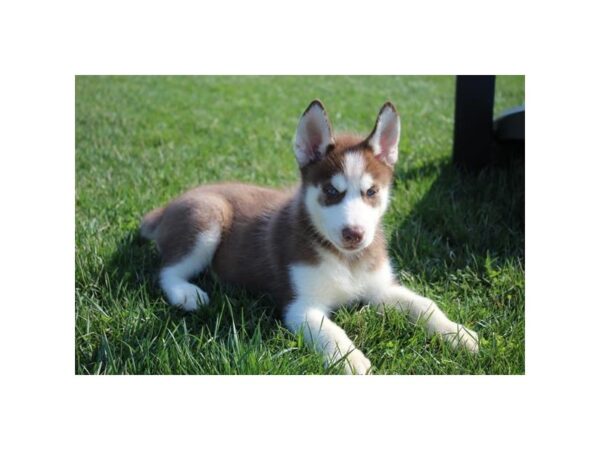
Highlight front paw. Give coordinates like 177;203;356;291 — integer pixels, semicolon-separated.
445;324;479;353
166;282;210;312
343;349;372;375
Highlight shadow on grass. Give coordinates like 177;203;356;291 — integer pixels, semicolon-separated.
390;160;524;281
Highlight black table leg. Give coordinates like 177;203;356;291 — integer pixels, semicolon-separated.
453;75;496;171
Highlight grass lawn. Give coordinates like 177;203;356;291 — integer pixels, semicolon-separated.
75;75;525;375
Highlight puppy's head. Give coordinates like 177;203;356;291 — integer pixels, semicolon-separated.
294;100;400;255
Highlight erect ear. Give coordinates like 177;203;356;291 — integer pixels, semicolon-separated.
367;102;401;166
294;100;335;167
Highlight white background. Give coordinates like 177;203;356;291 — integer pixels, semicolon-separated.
1;1;599;448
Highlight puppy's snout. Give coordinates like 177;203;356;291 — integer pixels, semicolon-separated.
342;226;365;246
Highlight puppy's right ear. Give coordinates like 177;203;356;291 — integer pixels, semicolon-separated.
294;100;334;167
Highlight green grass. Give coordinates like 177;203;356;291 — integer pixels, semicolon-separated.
76;75;525;375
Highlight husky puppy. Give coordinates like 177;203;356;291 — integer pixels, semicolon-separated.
140;100;479;374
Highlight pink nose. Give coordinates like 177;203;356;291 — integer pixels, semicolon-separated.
342;226;365;245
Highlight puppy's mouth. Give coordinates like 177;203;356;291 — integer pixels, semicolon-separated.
341;241;365;251
332;237;369;254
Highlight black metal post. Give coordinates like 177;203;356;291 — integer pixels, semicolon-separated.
453;75;496;171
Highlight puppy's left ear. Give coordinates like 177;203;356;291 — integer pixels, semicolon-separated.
367;102;401;166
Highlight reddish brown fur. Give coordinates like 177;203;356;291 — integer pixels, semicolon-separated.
141;134;393;316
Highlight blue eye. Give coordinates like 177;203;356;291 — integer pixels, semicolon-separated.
366;187;378;197
324;184;340;197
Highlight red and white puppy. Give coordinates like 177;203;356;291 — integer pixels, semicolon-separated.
141;100;479;374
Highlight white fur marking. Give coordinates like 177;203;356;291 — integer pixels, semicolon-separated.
159;224;221;311
330;173;347;192
343;152;366;180
289;253;391;306
360;173;374;192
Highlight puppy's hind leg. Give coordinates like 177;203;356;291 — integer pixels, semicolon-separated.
159;224;221;311
154;194;229;312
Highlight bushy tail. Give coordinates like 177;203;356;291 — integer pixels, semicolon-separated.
140;206;165;240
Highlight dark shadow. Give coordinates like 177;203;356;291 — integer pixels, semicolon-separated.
389;160;524;281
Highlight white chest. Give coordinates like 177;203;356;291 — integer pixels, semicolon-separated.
288;252;394;309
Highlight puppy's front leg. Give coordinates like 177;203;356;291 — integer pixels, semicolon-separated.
284;300;371;375
371;284;479;353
